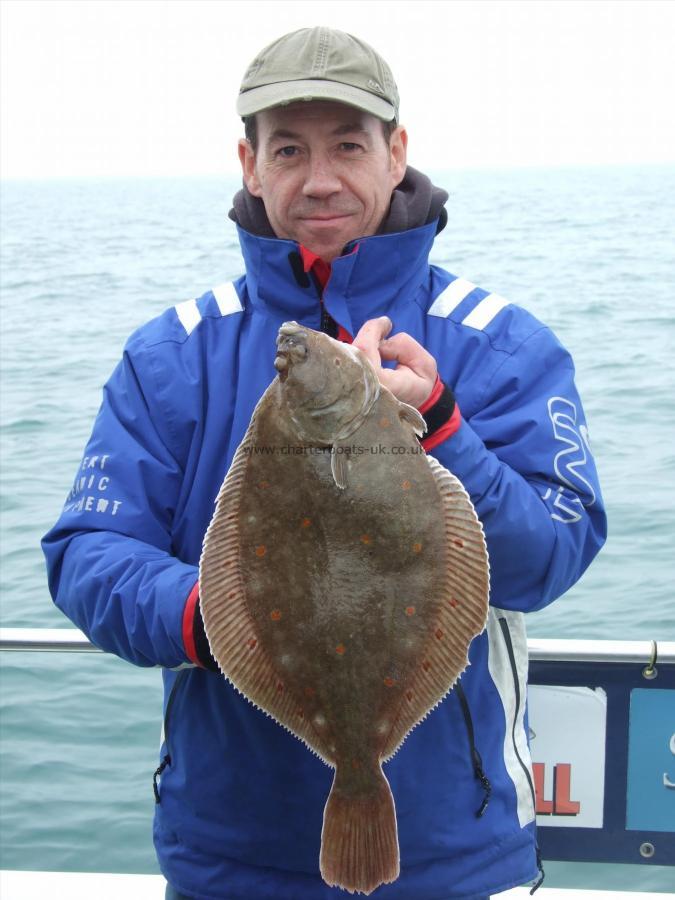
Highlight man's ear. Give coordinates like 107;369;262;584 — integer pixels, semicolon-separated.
238;139;263;197
389;125;408;188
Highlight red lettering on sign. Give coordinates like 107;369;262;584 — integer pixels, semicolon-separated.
533;762;553;814
533;762;581;816
553;762;581;815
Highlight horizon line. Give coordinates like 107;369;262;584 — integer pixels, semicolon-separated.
3;159;675;183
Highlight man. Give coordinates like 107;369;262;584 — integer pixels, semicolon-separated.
43;27;606;900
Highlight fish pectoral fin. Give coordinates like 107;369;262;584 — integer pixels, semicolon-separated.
330;444;349;489
398;401;426;437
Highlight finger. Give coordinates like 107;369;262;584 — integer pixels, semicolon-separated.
379;333;437;379
375;365;428;407
352;316;393;369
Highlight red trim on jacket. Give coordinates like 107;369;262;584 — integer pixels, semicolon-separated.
182;581;201;667
418;374;444;415
421;403;462;451
299;246;331;289
299;245;353;343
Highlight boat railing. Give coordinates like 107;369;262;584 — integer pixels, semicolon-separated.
2;628;674;875
2;627;673;664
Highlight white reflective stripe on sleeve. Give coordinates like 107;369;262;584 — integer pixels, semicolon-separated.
212;281;243;317
486;608;536;827
427;277;477;318
462;293;509;330
174;298;201;335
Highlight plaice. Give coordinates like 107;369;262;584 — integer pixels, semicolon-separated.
199;322;490;895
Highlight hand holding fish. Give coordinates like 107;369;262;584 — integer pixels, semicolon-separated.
353;316;437;408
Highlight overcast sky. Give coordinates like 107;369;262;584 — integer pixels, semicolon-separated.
1;0;674;178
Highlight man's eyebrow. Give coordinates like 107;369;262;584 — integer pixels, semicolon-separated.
331;123;370;137
267;128;303;143
265;123;371;143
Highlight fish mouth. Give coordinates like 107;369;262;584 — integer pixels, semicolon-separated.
275;321;309;374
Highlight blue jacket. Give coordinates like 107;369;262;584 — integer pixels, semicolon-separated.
43;219;606;899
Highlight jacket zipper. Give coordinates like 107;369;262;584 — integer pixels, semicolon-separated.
498;617;536;810
289;247;339;338
454;682;492;817
153;668;188;803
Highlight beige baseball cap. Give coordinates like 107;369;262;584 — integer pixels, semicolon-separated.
237;27;399;122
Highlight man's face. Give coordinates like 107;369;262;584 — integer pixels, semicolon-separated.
238;101;407;262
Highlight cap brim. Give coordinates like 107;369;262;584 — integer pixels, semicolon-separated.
237;79;396;121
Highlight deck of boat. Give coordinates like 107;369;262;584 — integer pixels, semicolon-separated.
0;870;672;899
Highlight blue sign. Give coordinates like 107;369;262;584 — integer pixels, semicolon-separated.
626;689;675;832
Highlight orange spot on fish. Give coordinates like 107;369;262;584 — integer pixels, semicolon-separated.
383;677;397;687
351;758;361;770
360;534;372;545
276;681;284;693
247;638;257;650
296;708;304;719
412;542;422;553
406;690;414;702
305;687;316;697
255;545;266;557
453;539;464;549
405;606;416;617
422;660;431;672
401;480;412;490
435;628;444;640
270;609;282;621
301;517;312;528
259;480;270;489
448;597;459;608
335;643;346;655
379;417;391;428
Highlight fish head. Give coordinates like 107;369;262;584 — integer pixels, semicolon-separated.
274;322;380;443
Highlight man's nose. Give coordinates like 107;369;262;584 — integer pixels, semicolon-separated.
302;154;342;198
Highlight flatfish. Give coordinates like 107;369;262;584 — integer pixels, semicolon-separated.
199;322;489;895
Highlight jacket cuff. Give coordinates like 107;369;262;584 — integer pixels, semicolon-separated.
182;582;219;672
418;376;461;450
418;374;444;414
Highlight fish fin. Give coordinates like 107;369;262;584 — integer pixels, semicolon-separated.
398;401;426;437
379;454;490;762
199;422;337;766
320;764;399;895
331;445;348;490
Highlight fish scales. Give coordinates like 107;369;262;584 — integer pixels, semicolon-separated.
200;322;490;895
239;423;446;756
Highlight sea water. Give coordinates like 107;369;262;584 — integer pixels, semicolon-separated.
1;167;674;891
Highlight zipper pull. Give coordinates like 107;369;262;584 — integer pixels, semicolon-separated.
152;753;171;804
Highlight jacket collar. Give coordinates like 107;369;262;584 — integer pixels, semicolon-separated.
236;219;438;337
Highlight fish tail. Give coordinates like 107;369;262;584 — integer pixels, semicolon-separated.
320;764;399;895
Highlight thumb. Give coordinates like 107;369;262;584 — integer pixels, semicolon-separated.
352;316;393;370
